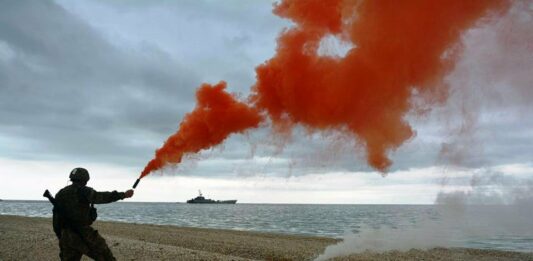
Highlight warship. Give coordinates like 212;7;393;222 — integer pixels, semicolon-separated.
186;191;237;204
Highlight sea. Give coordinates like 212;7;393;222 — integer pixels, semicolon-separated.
1;200;531;252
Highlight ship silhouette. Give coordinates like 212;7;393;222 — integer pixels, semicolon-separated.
186;190;237;204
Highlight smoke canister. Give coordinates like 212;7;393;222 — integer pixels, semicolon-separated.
132;178;140;189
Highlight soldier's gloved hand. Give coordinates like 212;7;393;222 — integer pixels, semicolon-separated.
124;189;134;199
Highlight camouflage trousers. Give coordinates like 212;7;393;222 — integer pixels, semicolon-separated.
59;226;116;261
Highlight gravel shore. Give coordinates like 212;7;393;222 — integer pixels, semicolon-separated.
1;215;531;260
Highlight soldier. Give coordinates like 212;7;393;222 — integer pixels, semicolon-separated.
54;167;134;260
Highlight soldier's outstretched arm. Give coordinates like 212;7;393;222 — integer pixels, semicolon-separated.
82;187;133;204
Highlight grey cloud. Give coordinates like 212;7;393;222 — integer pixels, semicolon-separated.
1;0;531;179
54;0;289;93
0;0;199;166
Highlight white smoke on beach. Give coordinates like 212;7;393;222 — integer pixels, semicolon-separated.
315;169;533;260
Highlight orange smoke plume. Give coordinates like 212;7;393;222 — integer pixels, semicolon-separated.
140;82;262;178
141;0;508;177
252;0;508;171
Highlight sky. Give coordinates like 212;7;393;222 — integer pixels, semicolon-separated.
0;0;531;203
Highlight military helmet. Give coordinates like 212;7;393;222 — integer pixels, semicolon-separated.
69;167;90;182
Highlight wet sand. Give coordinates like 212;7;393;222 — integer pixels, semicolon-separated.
1;215;531;260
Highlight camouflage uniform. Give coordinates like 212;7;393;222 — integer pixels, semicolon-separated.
54;184;126;261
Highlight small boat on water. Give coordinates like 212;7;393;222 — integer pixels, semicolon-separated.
186;190;237;204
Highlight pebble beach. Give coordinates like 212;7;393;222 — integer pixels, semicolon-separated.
1;215;531;260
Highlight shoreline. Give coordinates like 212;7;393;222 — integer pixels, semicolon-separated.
0;199;437;205
1;215;531;260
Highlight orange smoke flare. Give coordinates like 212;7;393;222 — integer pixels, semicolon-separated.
140;82;262;178
252;0;508;171
141;0;508;178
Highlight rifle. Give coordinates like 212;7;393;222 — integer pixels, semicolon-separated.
43;189;56;205
43;189;63;239
43;189;90;245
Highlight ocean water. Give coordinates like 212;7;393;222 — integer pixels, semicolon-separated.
1;200;531;252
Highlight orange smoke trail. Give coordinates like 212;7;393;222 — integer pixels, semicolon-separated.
252;0;508;171
141;0;508;177
140;82;262;178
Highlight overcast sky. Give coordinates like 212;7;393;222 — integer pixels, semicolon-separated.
1;0;531;203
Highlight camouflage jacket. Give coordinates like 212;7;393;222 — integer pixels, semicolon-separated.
54;184;125;227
